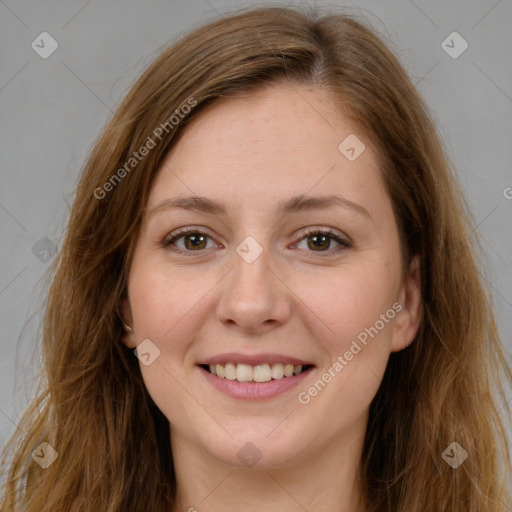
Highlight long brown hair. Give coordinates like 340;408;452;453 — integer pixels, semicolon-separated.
1;5;510;511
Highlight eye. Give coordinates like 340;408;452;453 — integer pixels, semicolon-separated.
292;228;352;255
162;227;220;256
162;226;352;257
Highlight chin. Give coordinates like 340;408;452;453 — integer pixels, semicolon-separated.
199;423;313;470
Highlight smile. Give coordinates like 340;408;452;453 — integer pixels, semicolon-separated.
202;362;312;382
197;354;316;400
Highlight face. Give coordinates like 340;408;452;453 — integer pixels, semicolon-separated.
122;82;421;469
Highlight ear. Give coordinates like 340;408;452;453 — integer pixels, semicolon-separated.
120;297;137;349
391;254;422;352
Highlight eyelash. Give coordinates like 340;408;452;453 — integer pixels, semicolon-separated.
162;226;352;257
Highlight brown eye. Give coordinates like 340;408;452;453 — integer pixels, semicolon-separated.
294;229;352;255
163;229;218;255
182;233;208;250
306;233;333;251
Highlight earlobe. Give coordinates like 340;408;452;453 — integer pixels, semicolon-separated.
391;254;422;352
120;298;137;348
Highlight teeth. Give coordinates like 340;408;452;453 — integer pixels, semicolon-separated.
207;362;305;382
224;363;236;380
254;364;271;383
216;364;225;378
271;363;284;379
236;364;253;382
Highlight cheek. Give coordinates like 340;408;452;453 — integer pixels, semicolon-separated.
293;262;399;347
295;323;393;446
128;266;209;427
291;264;398;415
129;262;209;349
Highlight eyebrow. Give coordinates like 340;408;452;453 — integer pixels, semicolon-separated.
146;193;371;219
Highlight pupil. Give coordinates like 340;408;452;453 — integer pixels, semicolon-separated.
309;235;328;251
186;234;206;249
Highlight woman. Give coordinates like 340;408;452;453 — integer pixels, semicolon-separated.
1;5;510;511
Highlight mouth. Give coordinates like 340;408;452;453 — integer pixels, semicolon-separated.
196;355;316;400
199;362;314;383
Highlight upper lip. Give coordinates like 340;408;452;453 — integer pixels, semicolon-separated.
197;353;315;366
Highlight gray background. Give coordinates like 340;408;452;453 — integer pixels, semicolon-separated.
1;0;511;478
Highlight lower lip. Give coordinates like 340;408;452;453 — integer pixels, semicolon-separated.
198;366;314;400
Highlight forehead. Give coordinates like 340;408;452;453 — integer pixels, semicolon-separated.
148;83;386;220
166;83;364;166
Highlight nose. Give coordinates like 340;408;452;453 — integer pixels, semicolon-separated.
215;244;292;335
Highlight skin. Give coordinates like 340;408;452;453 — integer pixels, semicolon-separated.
122;82;421;512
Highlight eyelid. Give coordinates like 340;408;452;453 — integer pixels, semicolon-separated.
162;225;215;243
293;226;351;245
